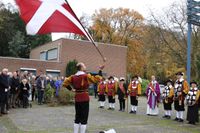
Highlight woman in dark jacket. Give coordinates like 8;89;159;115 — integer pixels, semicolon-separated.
19;79;30;108
117;78;127;112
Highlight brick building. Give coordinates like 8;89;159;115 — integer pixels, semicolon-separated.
0;38;127;78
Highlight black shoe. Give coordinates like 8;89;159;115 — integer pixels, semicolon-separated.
166;116;171;119
99;106;102;109
129;111;134;114
133;111;136;114
188;122;195;125
111;108;115;110
108;107;112;110
162;115;168;118
174;117;179;121
122;109;125;112
119;109;122;111
178;119;184;122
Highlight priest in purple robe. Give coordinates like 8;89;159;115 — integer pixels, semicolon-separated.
146;75;160;115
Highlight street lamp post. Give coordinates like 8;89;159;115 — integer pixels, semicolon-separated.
187;0;200;83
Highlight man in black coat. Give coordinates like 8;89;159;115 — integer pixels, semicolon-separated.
36;74;47;105
0;68;9;115
10;72;20;108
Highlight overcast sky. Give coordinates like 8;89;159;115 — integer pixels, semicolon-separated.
2;0;182;40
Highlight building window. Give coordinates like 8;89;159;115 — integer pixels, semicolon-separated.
47;48;58;60
20;68;37;75
40;51;47;60
46;69;60;77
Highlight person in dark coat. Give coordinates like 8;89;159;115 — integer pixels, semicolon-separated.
0;68;9;115
19;79;30;108
117;77;127;112
186;81;200;125
10;72;20;108
36;74;47;105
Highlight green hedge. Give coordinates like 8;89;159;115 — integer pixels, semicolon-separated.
141;79;149;95
57;88;75;105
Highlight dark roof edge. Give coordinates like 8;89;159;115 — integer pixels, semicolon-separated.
0;56;59;63
32;38;128;50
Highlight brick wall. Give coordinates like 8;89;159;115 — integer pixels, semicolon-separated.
0;57;64;76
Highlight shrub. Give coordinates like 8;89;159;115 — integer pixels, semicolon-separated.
66;59;78;76
57;87;75;105
141;79;150;95
44;84;55;103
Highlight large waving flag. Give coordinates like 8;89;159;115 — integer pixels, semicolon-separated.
15;0;105;61
15;0;93;42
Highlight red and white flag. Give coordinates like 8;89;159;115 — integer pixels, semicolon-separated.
15;0;94;42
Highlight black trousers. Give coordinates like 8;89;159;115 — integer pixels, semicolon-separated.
187;104;199;123
99;95;105;102
130;96;138;106
75;101;89;125
108;96;115;103
174;100;185;111
119;99;125;110
0;92;6;113
163;100;172;110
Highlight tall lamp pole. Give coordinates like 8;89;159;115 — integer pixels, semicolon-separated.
187;0;200;83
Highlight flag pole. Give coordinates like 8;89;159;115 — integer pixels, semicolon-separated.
65;0;106;62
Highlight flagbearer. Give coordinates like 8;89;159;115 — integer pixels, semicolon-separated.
97;78;107;109
186;81;200;125
173;72;189;122
106;76;117;110
128;76;141;114
117;77;127;112
162;79;174;119
146;75;160;116
63;62;103;133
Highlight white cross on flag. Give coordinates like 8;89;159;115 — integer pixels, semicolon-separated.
15;0;93;42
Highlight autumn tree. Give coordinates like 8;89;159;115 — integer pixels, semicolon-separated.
90;8;146;76
146;0;200;80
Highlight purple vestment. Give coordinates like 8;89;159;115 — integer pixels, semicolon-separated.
146;81;160;109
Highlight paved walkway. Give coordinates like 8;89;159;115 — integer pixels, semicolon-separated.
0;97;200;133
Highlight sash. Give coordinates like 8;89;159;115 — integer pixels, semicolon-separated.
119;83;125;94
149;83;155;92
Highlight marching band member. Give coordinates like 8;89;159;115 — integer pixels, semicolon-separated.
63;63;103;133
97;77;107;109
173;72;189;122
186;81;200;125
128;76;141;114
106;76;117;110
162;79;174;119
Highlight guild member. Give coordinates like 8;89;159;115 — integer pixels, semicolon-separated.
128;76;141;114
63;62;103;133
186;81;200;125
162;79;174;119
146;75;160;116
117;77;127;112
174;72;189;122
97;78;107;108
106;76;117;110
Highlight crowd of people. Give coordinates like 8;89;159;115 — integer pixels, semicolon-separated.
0;68;65;117
96;72;200;125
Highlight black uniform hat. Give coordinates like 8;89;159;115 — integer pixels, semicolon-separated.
132;75;138;80
176;72;184;76
190;81;198;85
108;76;114;80
166;79;173;84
